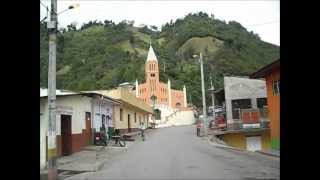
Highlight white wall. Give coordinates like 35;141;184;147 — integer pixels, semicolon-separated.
55;95;92;134
92;99;114;131
40;95;92;170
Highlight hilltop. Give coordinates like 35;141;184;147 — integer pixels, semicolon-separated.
40;12;279;107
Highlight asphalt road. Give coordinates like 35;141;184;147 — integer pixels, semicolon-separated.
76;125;279;180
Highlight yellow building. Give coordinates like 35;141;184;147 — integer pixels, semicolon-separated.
89;87;153;134
217;129;271;151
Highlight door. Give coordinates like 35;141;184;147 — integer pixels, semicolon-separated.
246;136;262;151
85;112;92;145
61;115;72;156
128;114;131;132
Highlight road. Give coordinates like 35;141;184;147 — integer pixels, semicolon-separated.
72;125;279;180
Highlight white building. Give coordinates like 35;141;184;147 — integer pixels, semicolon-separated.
40;88;119;170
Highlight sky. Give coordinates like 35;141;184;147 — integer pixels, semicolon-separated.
40;0;280;45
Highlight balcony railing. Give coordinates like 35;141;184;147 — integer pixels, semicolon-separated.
229;108;269;130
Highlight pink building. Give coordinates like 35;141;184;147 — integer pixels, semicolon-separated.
136;45;187;109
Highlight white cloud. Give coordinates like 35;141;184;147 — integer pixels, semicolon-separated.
40;0;279;45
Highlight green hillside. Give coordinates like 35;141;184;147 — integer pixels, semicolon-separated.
40;12;279;107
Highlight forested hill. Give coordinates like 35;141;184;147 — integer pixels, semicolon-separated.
40;12;279;107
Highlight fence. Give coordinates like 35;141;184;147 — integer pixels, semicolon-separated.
230;108;269;129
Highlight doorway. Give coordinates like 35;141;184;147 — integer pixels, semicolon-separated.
128;114;131;132
61;115;72;156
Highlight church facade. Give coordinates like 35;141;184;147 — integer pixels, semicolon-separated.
135;45;187;109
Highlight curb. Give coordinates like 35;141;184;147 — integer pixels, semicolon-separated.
256;150;280;158
213;143;245;152
207;138;246;152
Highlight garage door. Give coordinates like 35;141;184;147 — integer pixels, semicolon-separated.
246;136;262;151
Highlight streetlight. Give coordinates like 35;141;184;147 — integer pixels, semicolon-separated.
57;3;80;15
46;1;79;180
193;52;207;136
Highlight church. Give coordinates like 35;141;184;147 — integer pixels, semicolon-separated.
135;45;187;109
130;45;195;127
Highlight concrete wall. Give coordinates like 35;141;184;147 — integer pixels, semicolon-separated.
224;76;267;126
167;110;195;126
219;130;271;151
40;95;92;170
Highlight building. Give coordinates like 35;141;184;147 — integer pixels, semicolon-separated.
223;76;269;130
250;59;280;150
133;45;194;127
40;88;120;170
212;76;271;151
136;45;187;109
87;87;153;134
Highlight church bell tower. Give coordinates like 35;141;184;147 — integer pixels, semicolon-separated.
145;45;159;96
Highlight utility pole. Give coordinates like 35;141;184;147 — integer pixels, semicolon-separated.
200;52;207;136
47;0;57;179
210;76;215;109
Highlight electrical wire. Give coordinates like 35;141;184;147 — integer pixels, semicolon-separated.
247;20;280;27
40;0;49;23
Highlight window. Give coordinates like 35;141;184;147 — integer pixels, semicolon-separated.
257;98;267;108
120;108;123;121
134;112;137;123
231;99;252;120
272;80;280;96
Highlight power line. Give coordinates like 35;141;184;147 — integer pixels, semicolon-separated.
247;20;279;27
40;1;49;23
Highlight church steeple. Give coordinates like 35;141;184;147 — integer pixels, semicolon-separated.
146;44;157;62
145;44;159;95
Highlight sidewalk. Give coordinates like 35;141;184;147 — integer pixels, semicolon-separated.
57;146;107;172
256;149;280;158
56;129;154;179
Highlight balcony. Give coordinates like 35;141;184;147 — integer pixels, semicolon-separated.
229;108;269;131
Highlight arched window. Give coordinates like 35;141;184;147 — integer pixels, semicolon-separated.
176;103;181;108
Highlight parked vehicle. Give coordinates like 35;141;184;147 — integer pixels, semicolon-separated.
94;132;107;146
214;112;226;130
